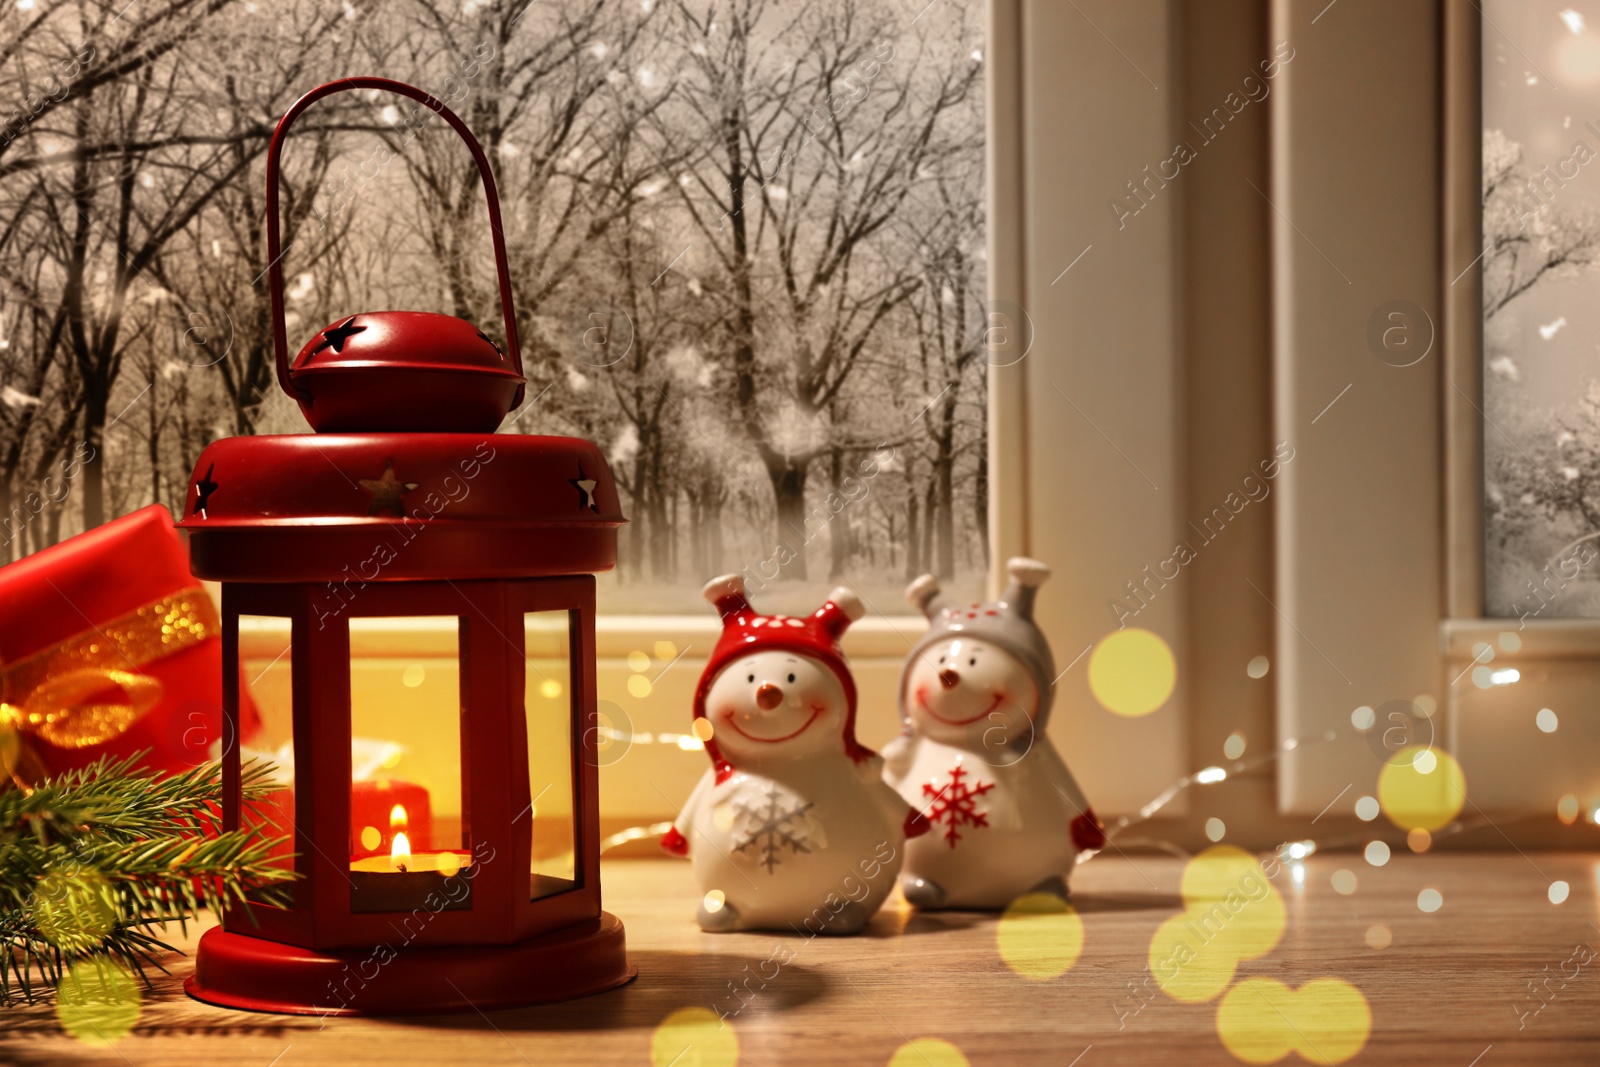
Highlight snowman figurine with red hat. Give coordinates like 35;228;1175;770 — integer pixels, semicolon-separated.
884;558;1106;909
661;575;929;933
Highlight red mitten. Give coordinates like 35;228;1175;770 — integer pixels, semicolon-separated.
904;806;931;840
659;825;689;857
1070;809;1107;851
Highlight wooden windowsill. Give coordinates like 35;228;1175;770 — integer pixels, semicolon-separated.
3;852;1595;1063
1442;618;1600;660
239;613;928;661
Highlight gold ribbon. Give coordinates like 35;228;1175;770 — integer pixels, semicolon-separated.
0;592;220;751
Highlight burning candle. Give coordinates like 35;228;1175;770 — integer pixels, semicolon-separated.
348;828;474;913
350;779;431;858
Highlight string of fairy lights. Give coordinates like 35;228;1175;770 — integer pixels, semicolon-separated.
594;718;1528;879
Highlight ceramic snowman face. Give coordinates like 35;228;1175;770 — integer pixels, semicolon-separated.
704;649;848;764
905;636;1040;753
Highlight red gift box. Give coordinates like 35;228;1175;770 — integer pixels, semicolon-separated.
0;504;258;779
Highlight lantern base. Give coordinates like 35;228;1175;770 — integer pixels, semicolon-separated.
184;912;635;1016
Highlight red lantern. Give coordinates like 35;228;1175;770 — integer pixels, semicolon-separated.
179;78;633;1015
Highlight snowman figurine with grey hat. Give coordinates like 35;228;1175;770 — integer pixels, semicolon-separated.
883;557;1106;909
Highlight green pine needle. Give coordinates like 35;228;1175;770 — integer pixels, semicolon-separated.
0;753;297;1004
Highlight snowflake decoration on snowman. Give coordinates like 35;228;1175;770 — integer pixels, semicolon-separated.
661;575;929;933
883;557;1107;910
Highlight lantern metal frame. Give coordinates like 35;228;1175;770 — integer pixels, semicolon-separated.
218;577;600;949
180;77;633;1015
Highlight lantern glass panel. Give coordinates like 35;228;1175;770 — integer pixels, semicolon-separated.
525;611;577;900
347;616;472;913
240;615;295;907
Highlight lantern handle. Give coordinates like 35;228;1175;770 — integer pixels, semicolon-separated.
264;77;525;407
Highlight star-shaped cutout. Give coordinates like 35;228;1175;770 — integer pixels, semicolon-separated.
312;316;367;356
192;463;218;516
475;329;506;362
359;461;419;517
570;466;599;513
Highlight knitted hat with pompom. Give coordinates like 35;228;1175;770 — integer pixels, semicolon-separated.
695;575;874;781
901;558;1058;727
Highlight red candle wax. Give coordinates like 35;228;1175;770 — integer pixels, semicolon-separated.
350;778;432;858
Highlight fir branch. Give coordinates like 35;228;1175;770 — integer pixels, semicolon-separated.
0;754;297;1004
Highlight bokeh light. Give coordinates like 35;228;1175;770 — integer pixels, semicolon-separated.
1406;828;1432;853
1147;847;1285;1004
1378;745;1466;831
1364;841;1390;867
996;893;1084;980
651;1007;737;1067
1350;706;1375;731
31;868;117;953
1330;869;1357;896
1205;818;1226;842
628;674;653;699
401;663;425;688
1558;794;1580;824
1224;731;1247;759
1215;977;1370;1065
1246;656;1270;679
0;716;19;779
1354;796;1379;822
1557;32;1600;87
1417;888;1443;913
1550;880;1570;905
1365;924;1391;950
628;650;651;672
1088;628;1176;717
56;958;140;1046
654;640;678;661
888;1039;969;1067
541;678;563;700
1537;708;1559;734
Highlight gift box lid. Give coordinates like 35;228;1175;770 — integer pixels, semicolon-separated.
0;505;202;662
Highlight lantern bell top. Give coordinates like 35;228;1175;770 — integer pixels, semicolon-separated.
289;311;522;433
265;77;526;432
178;77;626;583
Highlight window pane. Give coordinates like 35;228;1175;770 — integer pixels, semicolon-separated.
526;611;576;901
347;616;471;913
239;615;294;908
1482;2;1600;617
586;1;991;612
0;2;990;614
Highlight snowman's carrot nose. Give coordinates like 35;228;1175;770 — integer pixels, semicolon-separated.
939;668;961;689
756;683;785;710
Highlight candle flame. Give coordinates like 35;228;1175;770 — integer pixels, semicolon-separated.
389;804;408;831
390;831;411;872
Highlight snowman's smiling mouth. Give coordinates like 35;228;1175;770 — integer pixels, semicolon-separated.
725;705;823;743
919;691;1004;726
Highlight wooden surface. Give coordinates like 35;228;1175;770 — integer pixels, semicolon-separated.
4;852;1599;1066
